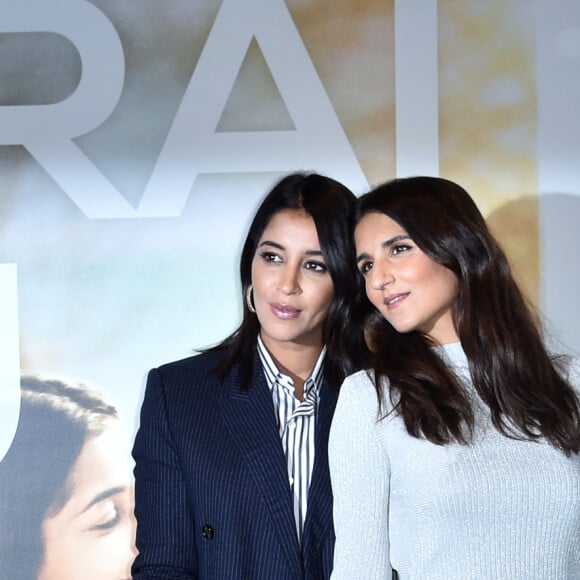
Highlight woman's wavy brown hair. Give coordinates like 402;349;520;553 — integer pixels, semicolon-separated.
356;176;580;455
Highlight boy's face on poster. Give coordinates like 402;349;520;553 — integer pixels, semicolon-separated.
37;426;136;580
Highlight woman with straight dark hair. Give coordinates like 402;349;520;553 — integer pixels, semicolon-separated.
132;172;365;579
329;176;580;579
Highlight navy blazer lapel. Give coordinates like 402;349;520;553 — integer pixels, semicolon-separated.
217;361;302;577
302;380;338;561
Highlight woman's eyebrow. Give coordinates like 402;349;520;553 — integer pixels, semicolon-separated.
382;234;410;247
258;240;323;257
356;234;410;263
258;240;284;251
82;486;126;513
356;252;370;264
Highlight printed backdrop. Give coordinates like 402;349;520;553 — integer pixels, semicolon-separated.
1;0;579;577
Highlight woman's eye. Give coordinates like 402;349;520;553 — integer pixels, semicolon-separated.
304;260;327;273
358;261;373;275
260;251;282;263
391;244;411;256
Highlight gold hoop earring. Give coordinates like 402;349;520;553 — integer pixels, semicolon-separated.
246;285;256;313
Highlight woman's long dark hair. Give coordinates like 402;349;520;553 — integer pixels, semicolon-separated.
209;171;366;390
357;176;580;455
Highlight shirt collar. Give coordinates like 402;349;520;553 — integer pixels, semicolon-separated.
256;335;326;396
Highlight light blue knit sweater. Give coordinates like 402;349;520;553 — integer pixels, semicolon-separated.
329;342;580;579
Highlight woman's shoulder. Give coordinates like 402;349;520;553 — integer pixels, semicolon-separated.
339;369;390;410
149;347;233;394
154;347;225;373
341;369;377;392
140;349;236;431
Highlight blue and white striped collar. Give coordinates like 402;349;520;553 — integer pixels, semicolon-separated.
256;334;326;396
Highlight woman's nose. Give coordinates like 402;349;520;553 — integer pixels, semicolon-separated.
278;265;301;295
370;263;394;290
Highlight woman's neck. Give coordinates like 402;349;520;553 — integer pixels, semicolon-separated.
259;335;324;401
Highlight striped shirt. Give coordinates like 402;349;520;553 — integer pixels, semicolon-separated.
257;335;325;543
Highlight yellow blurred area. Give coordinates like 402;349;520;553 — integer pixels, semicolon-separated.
220;0;539;304
438;1;538;304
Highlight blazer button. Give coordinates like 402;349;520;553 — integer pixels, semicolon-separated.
202;524;214;540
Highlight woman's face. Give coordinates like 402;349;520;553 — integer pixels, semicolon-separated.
355;211;459;345
251;208;334;358
38;426;136;580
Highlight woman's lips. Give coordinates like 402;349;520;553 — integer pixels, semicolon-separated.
383;292;409;309
270;303;301;319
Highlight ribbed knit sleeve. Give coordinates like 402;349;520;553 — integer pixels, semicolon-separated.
329;370;392;579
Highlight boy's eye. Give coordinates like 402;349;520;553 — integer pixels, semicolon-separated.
90;503;122;532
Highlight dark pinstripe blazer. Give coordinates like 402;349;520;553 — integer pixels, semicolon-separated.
131;348;338;579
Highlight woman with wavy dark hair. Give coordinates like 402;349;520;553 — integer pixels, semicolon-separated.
329;176;580;579
132;172;366;579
